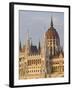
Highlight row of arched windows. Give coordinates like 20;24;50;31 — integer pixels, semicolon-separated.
28;59;41;66
52;66;64;72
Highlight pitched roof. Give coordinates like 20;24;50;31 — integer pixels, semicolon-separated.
30;45;38;54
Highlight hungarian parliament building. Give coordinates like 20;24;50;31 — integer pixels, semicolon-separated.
19;18;64;79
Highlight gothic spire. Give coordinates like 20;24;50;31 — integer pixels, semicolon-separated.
31;40;33;46
51;16;53;27
27;30;29;41
19;41;22;51
38;41;41;53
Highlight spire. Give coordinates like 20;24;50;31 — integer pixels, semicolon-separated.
31;40;33;46
27;30;29;41
38;41;40;49
38;41;41;53
19;41;22;51
25;30;30;55
26;30;30;46
51;16;53;27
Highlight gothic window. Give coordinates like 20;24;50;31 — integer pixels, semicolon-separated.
50;47;52;55
54;46;55;55
36;60;37;65
50;39;52;42
27;61;29;65
53;40;55;45
32;60;33;64
33;60;35;64
38;60;39;64
28;60;31;66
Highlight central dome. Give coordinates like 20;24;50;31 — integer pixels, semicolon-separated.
45;17;60;56
45;18;60;40
46;27;59;40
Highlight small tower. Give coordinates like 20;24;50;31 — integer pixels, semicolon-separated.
41;32;46;57
41;32;47;77
31;40;32;47
25;31;30;55
38;41;41;54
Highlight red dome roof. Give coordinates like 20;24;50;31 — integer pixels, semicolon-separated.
46;17;60;40
46;26;60;40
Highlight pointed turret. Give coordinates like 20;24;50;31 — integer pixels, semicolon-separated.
25;30;30;55
38;41;41;53
19;41;22;51
41;32;46;57
31;40;33;47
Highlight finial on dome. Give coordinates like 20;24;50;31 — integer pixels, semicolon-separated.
51;16;53;27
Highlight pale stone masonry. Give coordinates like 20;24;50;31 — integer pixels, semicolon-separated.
19;18;64;79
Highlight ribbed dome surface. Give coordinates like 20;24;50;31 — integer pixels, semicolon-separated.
45;17;60;40
46;26;59;40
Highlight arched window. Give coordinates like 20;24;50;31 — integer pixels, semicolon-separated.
54;46;55;55
50;47;52;55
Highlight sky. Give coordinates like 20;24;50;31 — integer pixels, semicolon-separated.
19;10;64;48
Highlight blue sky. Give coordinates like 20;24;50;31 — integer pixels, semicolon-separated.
19;10;64;48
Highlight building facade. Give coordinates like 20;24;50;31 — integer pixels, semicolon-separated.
19;18;64;79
